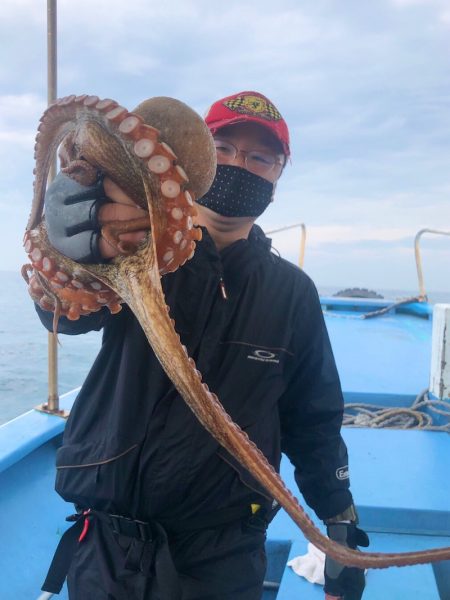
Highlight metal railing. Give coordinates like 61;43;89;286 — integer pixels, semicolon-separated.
414;228;450;300
266;223;307;268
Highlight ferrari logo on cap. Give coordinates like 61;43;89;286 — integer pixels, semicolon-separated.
224;94;282;121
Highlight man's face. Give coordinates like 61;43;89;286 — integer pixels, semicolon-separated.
212;122;285;184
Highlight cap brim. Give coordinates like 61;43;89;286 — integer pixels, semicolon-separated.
208;116;290;156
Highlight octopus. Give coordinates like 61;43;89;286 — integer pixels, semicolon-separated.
23;94;450;570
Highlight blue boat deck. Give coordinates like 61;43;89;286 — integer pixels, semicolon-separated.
0;399;449;599
322;297;433;403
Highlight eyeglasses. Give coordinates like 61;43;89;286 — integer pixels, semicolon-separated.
213;138;284;176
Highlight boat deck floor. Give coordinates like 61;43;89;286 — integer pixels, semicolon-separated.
323;305;432;401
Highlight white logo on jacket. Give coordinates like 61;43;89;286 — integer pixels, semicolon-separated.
336;466;349;480
247;349;280;364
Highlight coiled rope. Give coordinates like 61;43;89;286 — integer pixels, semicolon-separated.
343;390;450;431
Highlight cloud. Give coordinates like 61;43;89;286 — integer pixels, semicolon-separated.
0;130;35;148
0;94;45;193
1;0;45;21
390;0;446;6
115;52;160;77
0;94;46;150
0;93;45;122
440;10;450;25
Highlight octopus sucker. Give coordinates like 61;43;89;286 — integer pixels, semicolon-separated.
71;279;84;289
161;180;181;199
172;230;183;245
175;165;189;183
58;95;77;106
134;138;156;158
95;98;118;111
148;155;171;174
55;271;69;282
159;141;177;159
31;247;43;262
42;257;53;272
119;116;144;137
105;106;128;123
23;94;450;570
83;95;100;106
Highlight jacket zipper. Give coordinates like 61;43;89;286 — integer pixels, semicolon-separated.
219;277;228;300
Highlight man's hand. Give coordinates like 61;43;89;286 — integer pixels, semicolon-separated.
324;523;369;600
44;173;147;262
98;178;147;259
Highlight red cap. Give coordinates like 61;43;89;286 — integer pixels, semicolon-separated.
205;91;290;157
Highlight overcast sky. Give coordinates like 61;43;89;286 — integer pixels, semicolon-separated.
1;0;449;294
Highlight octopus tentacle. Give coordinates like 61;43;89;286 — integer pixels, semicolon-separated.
100;217;151;256
115;253;450;569
23;225;122;320
25;94;450;570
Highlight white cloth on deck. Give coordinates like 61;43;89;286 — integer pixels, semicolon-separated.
287;542;326;585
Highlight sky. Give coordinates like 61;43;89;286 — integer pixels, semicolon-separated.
1;0;449;294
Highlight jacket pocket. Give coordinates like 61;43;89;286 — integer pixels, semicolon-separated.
216;446;274;502
55;440;141;510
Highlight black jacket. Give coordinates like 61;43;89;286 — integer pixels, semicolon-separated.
36;226;353;522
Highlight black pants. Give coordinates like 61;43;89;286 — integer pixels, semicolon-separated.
67;515;267;600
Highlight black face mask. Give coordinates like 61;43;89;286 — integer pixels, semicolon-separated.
197;164;274;217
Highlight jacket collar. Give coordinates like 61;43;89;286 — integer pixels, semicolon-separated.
180;224;272;281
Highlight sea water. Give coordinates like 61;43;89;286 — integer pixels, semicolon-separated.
0;271;102;425
1;270;449;426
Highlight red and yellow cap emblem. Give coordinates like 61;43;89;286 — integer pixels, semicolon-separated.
223;94;283;122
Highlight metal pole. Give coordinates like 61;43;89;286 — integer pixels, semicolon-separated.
47;0;57;122
414;229;427;300
298;223;306;269
47;0;59;411
414;228;450;301
266;223;307;268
